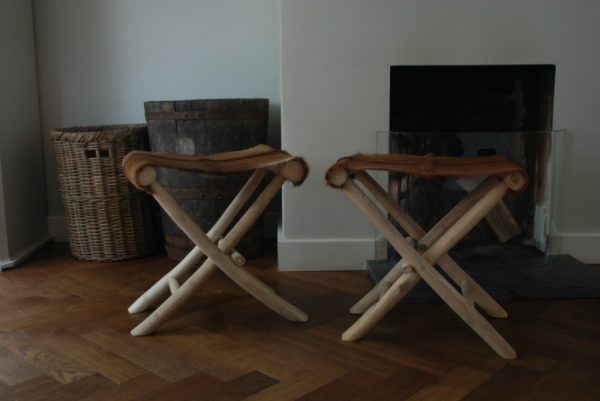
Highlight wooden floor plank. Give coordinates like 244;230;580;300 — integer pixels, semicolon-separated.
34;329;146;384
128;370;277;401
296;369;385;401
272;327;409;377
78;373;168;401
243;371;338;401
2;374;114;401
23;298;131;335
0;331;96;384
0;375;63;401
568;371;600;401
128;372;223;401
127;329;251;381
307;322;454;376
514;363;596;401
82;329;219;382
282;271;373;294
0;345;43;385
349;365;437;401
460;364;543;401
403;366;490;401
188;371;278;401
0;295;81;333
223;325;350;378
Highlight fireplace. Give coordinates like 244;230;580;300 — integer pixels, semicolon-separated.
379;65;557;272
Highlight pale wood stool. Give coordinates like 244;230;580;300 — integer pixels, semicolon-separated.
326;153;529;359
123;145;309;336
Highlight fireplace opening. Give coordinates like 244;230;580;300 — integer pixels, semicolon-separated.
385;64;556;267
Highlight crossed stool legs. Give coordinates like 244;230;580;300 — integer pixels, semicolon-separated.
123;146;527;360
123;145;309;336
326;153;528;359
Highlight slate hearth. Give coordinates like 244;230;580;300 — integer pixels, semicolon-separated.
367;246;600;301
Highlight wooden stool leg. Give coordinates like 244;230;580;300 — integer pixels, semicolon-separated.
349;173;490;314
353;172;508;318
132;251;303;336
416;178;501;248
131;176;307;336
351;260;506;319
350;259;407;315
342;179;516;359
129;246;205;314
132;258;218;336
436;255;507;318
350;237;416;315
343;268;420;341
128;170;267;314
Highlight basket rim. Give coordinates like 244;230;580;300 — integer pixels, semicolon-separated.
50;124;146;142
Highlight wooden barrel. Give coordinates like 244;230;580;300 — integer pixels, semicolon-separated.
144;99;268;260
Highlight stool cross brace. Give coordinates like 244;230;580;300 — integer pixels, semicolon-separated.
326;153;529;359
123;145;309;336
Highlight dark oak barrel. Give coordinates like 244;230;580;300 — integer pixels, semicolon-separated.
144;99;268;260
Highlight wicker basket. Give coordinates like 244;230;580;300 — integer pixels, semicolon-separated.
50;125;157;261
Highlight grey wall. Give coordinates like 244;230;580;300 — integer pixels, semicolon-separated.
0;0;48;265
33;0;282;230
279;0;600;268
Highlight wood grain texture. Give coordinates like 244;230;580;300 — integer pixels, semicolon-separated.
340;179;516;358
130;177;306;336
123;145;308;190
0;243;597;400
0;346;43;385
326;153;528;192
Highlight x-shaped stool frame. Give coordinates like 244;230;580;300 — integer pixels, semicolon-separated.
123;145;309;336
326;154;528;359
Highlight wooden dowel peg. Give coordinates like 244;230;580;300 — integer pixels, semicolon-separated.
168;277;180;294
460;280;476;310
217;238;246;267
230;250;246;267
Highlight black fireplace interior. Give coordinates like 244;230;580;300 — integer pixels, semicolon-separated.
386;65;556;265
390;65;555;133
366;64;598;300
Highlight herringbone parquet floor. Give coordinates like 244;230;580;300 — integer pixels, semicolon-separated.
0;244;598;400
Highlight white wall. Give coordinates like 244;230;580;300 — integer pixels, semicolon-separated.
279;0;600;268
33;0;282;233
0;0;50;269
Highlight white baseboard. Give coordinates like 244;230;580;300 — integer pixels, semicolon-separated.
48;216;68;242
0;234;54;271
277;236;376;271
278;232;600;270
547;233;600;264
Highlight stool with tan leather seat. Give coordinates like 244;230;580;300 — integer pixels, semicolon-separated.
124;145;309;336
326;153;528;359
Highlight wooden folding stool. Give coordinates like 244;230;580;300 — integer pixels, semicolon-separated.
123;145;309;336
326;153;529;359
